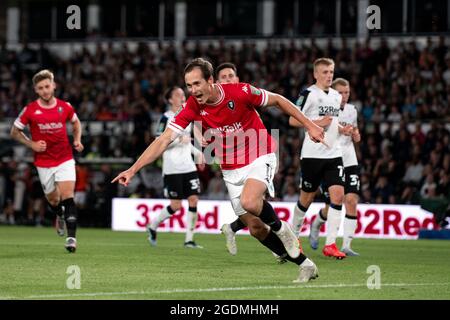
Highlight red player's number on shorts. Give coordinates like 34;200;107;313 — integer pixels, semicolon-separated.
136;204;149;227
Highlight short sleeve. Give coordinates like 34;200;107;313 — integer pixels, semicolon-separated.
240;83;269;108
66;102;77;123
168;98;198;134
14;107;29;130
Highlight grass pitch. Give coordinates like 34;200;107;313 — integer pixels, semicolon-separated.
0;226;449;300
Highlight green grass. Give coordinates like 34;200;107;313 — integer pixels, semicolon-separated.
0;226;449;300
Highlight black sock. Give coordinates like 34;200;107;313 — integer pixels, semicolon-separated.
230;218;246;232
260;231;307;265
49;202;63;217
258;200;282;231
62;198;77;238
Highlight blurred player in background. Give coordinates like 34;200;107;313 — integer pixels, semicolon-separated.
309;78;361;256
10;69;83;253
147;86;205;249
113;58;324;282
290;58;353;260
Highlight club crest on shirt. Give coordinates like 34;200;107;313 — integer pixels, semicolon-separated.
227;100;235;110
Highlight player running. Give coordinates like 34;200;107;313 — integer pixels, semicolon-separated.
290;58;353;260
309;78;361;256
215;62;290;263
10;69;83;253
113;58;324;282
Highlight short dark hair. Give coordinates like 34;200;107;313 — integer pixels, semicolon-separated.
164;86;181;102
215;62;237;78
184;58;214;80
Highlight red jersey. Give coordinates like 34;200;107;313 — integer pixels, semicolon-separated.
14;99;78;168
169;83;277;170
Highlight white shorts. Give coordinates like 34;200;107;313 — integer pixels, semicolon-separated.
36;159;76;194
222;153;278;216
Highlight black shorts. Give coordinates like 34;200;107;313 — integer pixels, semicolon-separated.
163;171;201;199
300;157;345;193
343;165;360;195
321;165;360;203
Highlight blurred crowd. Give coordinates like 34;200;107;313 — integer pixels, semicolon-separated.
0;36;449;227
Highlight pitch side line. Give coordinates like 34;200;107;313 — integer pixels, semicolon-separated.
1;282;450;300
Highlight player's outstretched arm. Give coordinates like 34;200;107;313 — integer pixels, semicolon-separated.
10;125;46;152
290;115;333;128
111;127;178;186
266;92;324;143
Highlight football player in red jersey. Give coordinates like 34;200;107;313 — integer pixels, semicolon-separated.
10;70;83;253
215;62;292;263
113;58;324;282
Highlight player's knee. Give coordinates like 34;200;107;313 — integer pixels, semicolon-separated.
300;192;315;207
61;192;74;202
240;196;259;214
47;198;59;207
330;191;344;205
170;202;182;211
188;197;198;207
345;196;358;209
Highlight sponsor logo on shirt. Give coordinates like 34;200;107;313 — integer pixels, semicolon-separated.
318;106;340;117
210;122;243;135
200;110;208;116
37;122;63;131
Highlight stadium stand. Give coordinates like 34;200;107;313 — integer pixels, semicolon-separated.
0;36;449;227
